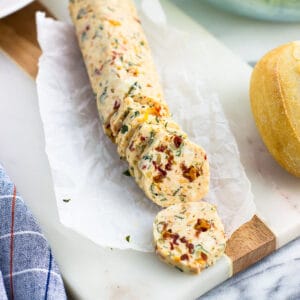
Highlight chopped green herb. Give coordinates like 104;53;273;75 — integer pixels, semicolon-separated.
93;29;102;39
140;144;147;154
125;235;130;242
155;116;160;123
123;169;131;176
173;187;181;196
180;208;187;214
195;244;209;254
140;41;145;46
99;86;108;103
175;215;184;219
179;195;185;202
81;31;88;42
175;266;183;272
142;154;152;161
77;8;87;19
99;24;104;30
120;125;128;134
126;81;140;97
175;142;184;156
148;131;155;145
160;198;167;202
63;198;71;203
134;111;140;117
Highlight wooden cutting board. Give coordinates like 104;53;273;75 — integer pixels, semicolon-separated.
0;2;44;77
0;1;298;298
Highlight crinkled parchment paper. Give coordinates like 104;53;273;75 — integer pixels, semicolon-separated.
36;0;255;252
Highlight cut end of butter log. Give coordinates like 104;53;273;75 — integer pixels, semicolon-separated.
153;202;226;274
250;41;300;177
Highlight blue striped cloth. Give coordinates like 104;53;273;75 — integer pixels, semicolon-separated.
0;164;66;300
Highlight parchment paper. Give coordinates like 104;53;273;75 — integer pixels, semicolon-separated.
36;0;256;252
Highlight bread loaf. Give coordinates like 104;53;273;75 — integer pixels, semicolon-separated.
250;41;300;177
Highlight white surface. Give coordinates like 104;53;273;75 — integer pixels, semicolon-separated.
0;48;232;299
35;2;254;252
0;0;33;18
0;0;299;299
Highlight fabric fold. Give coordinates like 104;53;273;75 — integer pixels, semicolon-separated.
0;164;66;300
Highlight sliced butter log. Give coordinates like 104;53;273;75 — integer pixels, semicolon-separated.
69;0;211;208
115;105;175;158
153;202;226;274
108;97;169;138
137;129;209;207
126;122;180;177
107;97;145;138
69;0;168;126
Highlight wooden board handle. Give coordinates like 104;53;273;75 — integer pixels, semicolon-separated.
226;215;275;274
0;1;53;78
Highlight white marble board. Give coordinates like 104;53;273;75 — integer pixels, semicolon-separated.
0;0;299;299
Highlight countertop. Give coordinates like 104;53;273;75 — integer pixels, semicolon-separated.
202;237;299;299
0;1;299;299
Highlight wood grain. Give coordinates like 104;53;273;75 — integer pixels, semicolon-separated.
0;0;277;276
226;215;276;274
0;1;52;78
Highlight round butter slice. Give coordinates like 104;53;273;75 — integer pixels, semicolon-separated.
153;202;226;274
126;121;180;179
109;97;169;139
116;107;176;158
137;129;209;207
108;97;141;138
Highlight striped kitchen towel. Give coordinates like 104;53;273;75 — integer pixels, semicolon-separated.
0;164;66;300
